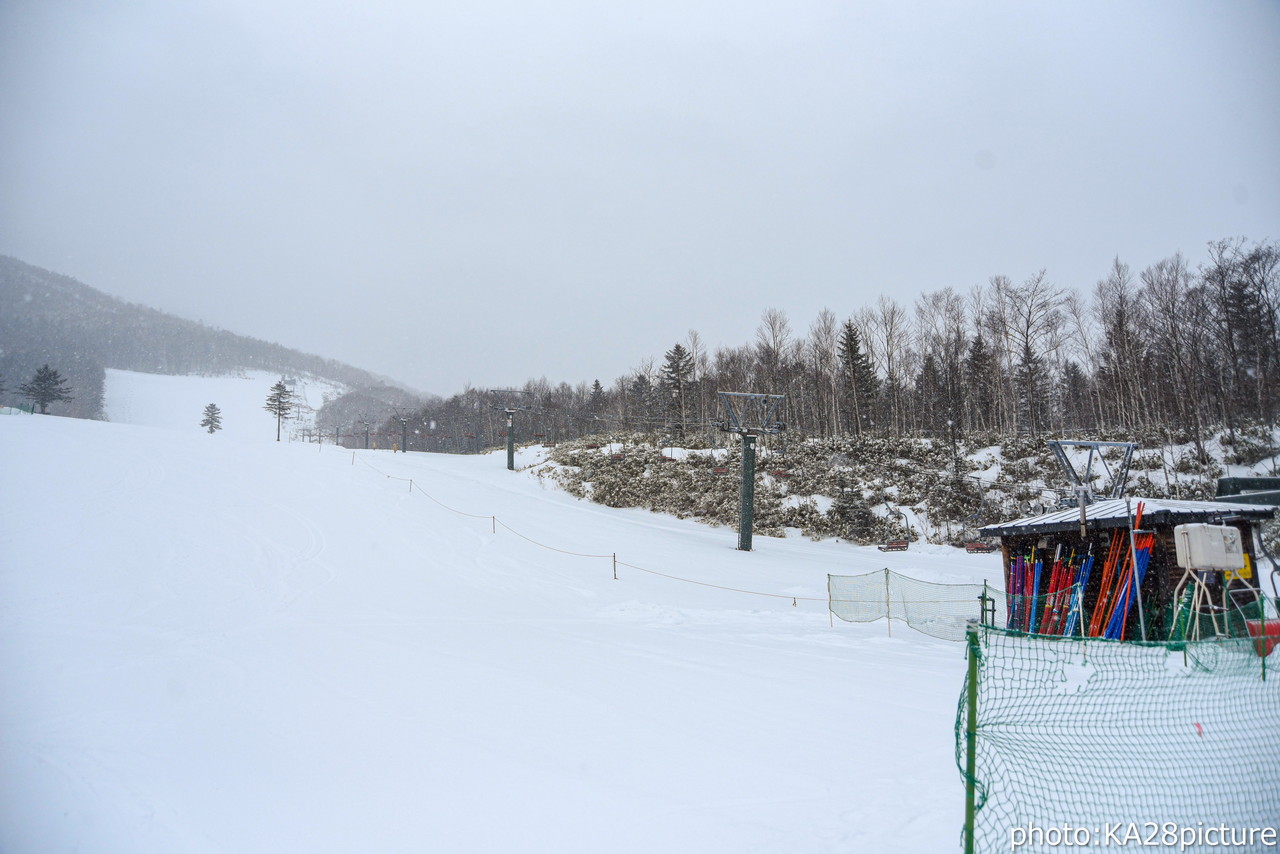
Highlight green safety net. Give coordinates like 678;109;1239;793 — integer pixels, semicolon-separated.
828;570;1005;641
956;624;1280;853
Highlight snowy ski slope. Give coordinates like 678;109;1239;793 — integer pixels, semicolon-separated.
0;371;1004;853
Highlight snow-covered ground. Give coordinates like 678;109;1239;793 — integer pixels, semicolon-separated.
1;371;1003;853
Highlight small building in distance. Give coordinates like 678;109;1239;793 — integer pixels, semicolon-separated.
979;497;1277;641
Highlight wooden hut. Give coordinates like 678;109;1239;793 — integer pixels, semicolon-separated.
979;497;1277;640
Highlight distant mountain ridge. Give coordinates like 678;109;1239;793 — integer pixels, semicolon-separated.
0;256;415;419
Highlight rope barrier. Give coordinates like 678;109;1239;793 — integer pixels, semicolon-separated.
354;454;490;519
615;560;826;602
342;449;828;606
409;482;494;520
493;518;614;559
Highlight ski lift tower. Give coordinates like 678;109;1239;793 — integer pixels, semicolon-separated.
714;392;786;551
1047;440;1138;538
392;408;409;453
490;389;532;471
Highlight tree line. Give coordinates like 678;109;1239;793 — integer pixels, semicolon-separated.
372;237;1277;455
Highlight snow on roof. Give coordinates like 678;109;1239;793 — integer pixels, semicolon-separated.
979;496;1277;538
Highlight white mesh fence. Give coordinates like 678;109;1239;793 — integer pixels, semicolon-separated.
828;569;1005;641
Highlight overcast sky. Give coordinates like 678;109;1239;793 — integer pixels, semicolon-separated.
2;0;1278;396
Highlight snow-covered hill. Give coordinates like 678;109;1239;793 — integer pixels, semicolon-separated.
1;256;404;421
104;368;346;441
1;374;1003;853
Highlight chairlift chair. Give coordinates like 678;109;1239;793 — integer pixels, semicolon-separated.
965;541;998;554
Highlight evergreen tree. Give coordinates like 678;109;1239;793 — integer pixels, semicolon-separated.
264;379;295;441
914;352;946;434
1210;240;1280;425
837;321;878;436
1015;342;1047;436
629;372;657;422
660;343;696;437
963;337;997;432
19;364;74;414
588;379;605;414
201;403;223;434
828;476;881;541
1058;360;1093;431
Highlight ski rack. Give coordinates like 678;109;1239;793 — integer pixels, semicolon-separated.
1047;440;1137;504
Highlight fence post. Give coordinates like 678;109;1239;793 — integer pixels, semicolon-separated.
964;619;980;854
884;567;892;637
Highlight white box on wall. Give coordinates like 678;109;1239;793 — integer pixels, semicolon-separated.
1173;523;1245;571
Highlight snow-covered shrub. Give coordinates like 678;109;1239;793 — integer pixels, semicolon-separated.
541;427;1263;548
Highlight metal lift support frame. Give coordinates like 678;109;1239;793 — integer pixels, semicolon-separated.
490;389;532;471
715;393;786;551
1047;439;1137;502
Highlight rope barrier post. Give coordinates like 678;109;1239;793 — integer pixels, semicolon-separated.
963;619;980;854
612;553;617;580
491;516;496;534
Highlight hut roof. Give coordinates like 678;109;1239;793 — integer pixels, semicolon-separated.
979;496;1277;538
